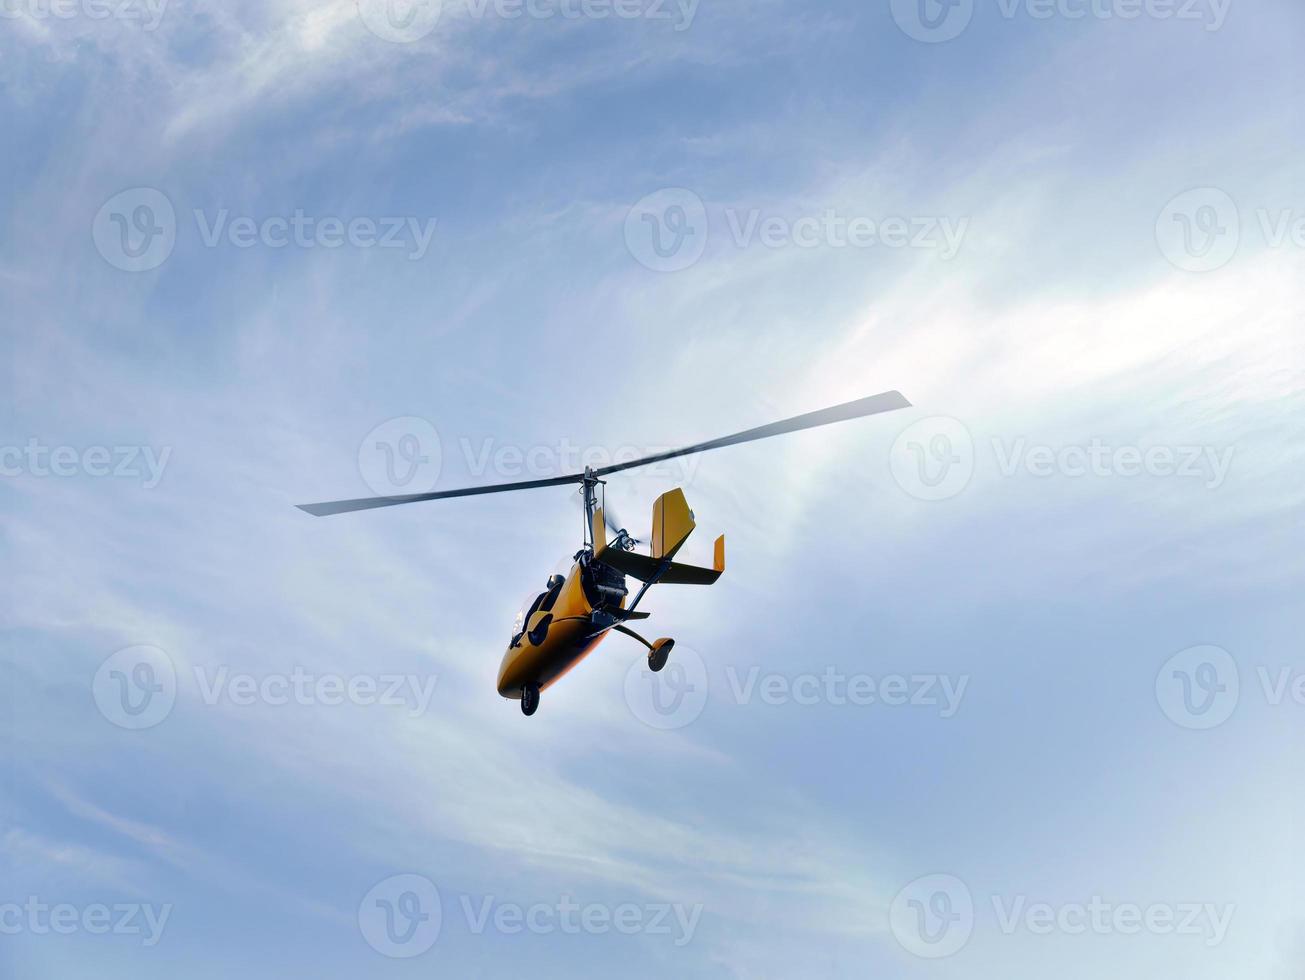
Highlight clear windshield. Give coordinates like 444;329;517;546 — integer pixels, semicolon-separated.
512;563;573;636
512;587;546;636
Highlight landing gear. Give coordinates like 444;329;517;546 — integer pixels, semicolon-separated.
615;625;674;672
648;639;674;673
521;684;540;716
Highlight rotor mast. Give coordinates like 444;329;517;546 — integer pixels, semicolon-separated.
581;466;603;552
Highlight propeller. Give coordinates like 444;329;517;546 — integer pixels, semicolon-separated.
570;490;645;546
600;501;644;548
606;513;644;548
297;389;911;517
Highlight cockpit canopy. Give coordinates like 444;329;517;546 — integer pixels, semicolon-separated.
510;569;569;642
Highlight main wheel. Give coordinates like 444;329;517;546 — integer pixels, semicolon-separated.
648;639;674;673
521;684;540;716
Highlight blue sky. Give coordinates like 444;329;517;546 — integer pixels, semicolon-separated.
2;0;1303;977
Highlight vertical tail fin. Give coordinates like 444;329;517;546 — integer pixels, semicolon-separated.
651;488;696;561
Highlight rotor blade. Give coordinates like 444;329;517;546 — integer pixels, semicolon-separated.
297;390;911;517
593;389;911;479
296;473;583;517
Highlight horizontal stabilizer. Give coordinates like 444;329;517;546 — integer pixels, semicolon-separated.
599;535;725;587
600;548;661;583
660;534;725;585
658;563;721;586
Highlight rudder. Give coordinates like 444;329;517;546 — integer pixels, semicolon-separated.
651;488;695;561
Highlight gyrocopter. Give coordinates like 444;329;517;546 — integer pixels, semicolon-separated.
297;390;910;716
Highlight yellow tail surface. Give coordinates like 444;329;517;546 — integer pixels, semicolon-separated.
651;488;695;561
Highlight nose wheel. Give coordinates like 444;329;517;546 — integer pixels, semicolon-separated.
521;684;540;716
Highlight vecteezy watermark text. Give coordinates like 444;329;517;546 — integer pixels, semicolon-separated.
890;0;1230;44
890;874;1234;959
991;438;1234;488
93;188;440;272
722;209;968;258
1;440;171;488
193;666;438;718
193;210;438;260
0;898;172;947
0;0;170;30
724;667;968;716
93;646;441;731
357;874;702;958
890;417;1236;502
457;436;702;483
356;0;700;42
623;647;969;731
623;188;969;272
463;0;699;29
992;0;1230;30
354;415;707;498
458;894;702;945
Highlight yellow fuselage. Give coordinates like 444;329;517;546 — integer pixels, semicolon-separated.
496;561;619;700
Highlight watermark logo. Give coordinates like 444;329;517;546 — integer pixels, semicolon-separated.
890;0;974;43
891;876;1232;954
357;0;443;41
890;416;975;502
359;874;442;958
1156;644;1240;730
95;192;440;272
93;188;176;273
357;876;701;954
625;190;968;271
624;188;709;273
1158;187;1305;272
624;643;709;730
1156;187;1241;273
358;417;443;497
93;646;177;730
890;874;975;958
354;420;710;498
